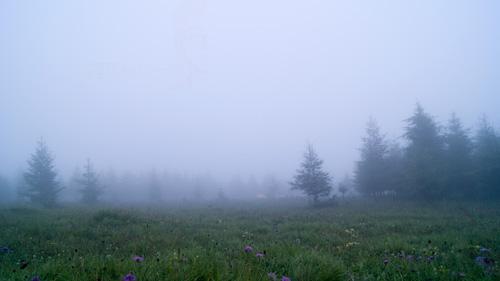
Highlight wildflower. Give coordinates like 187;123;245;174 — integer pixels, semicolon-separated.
244;245;253;253
123;272;136;281
383;259;389;266
475;256;495;268
256;252;265;258
282;276;291;281
31;276;41;281
132;255;144;263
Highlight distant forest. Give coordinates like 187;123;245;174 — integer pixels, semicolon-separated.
354;103;500;201
1;103;500;207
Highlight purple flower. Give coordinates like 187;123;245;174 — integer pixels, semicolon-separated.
244;245;253;253
123;272;136;281
31;277;41;281
383;259;389;266
282;276;291;281
256;252;265;258
475;256;495;268
132;255;144;263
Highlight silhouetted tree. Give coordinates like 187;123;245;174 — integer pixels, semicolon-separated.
22;139;62;207
77;159;103;204
290;144;332;203
444;113;474;198
355;118;389;197
404;104;445;199
473;117;500;199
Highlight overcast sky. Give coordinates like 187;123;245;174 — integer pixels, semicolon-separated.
1;0;499;182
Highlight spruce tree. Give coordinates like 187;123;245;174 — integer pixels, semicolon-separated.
23;139;62;207
384;142;406;196
290;144;332;203
473;117;500;199
77;159;103;204
444;113;473;198
404;104;445;199
355;118;388;197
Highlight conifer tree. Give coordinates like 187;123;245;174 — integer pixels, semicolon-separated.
473;117;500;199
77;159;103;204
444;113;473;198
355;118;388;197
290;144;332;203
23;139;62;207
404;104;445;199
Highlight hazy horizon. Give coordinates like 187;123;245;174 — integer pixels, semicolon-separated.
2;0;499;183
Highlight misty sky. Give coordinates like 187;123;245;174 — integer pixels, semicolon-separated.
1;0;499;182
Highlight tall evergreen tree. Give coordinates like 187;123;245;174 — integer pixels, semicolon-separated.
404;104;445;199
22;139;62;207
384;142;406;196
444;113;474;198
77;159;103;204
473;117;500;199
290;144;332;203
355;118;389;197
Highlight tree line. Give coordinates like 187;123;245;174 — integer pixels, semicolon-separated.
355;104;500;200
291;104;500;203
5;104;500;207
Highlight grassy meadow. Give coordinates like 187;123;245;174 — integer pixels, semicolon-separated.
0;201;498;281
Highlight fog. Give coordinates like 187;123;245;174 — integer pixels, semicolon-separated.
1;1;499;202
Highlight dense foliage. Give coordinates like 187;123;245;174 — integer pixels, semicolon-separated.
290;145;333;203
20;139;62;208
355;104;500;200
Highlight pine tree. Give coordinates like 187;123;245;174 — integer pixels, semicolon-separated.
444;113;473;198
23;139;62;207
384;142;406;196
404;104;445;199
290;144;332;203
355;118;389;197
77;159;103;204
473;117;500;199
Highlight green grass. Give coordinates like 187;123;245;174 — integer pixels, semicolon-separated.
0;201;498;281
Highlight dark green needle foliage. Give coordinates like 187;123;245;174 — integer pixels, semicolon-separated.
290;144;333;204
22;139;62;208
